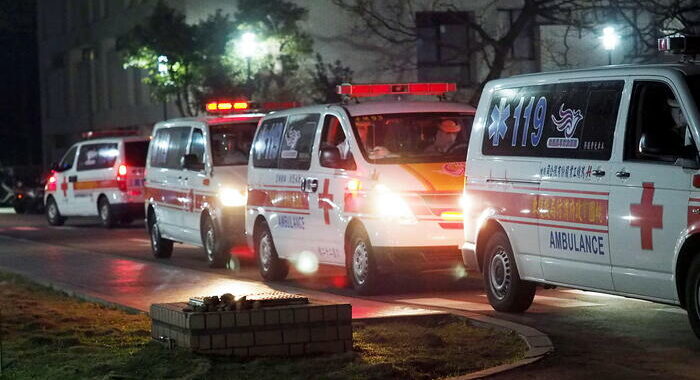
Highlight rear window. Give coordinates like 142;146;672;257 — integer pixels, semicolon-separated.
77;143;119;171
124;141;149;167
481;80;623;160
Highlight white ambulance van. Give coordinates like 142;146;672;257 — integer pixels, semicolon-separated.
44;134;150;228
246;83;475;294
462;36;700;337
144;100;296;267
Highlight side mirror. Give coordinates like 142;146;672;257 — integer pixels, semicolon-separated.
320;146;356;170
49;162;59;172
182;154;205;172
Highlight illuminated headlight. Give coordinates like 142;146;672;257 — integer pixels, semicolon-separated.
219;187;247;207
373;184;415;222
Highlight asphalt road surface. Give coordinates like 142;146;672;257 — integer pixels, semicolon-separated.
0;209;699;379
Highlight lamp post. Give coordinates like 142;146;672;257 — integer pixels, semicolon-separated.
238;32;258;93
157;55;168;120
601;27;619;65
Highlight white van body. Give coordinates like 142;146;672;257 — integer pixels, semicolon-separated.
144;113;263;267
462;63;700;337
44;136;149;228
246;100;476;294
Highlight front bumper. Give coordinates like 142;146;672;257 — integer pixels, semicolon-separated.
372;246;462;273
460;242;480;272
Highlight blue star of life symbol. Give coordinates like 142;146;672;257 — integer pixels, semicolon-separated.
488;98;510;146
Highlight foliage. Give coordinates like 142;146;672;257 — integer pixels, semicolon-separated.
310;53;354;103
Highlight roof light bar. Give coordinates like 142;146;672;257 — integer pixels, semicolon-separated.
205;100;300;114
658;35;700;55
336;82;457;98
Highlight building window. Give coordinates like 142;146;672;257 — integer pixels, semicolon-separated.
498;8;535;60
416;11;473;86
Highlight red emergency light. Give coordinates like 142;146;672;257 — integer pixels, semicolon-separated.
206;100;250;113
82;129;139;139
336;82;457;98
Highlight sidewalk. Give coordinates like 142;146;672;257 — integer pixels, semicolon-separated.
0;235;439;319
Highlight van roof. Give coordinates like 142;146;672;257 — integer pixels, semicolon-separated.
508;63;700;82
155;113;267;128
79;136;149;144
261;101;475;119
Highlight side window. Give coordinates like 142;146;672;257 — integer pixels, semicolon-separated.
149;127;192;169
625;81;698;163
278;113;321;170
77;143;119;171
320;114;348;167
150;130;169;168
189;129;206;164
482;80;623;160
252;117;287;168
58;145;78;171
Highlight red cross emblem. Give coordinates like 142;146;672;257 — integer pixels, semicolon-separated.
629;182;663;250
318;179;333;225
60;177;69;197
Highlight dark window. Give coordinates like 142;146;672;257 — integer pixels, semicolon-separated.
58;145;78;171
124;141;149;167
210;122;258;166
77;143;119;171
482;81;623;160
416;11;473;85
278;114;320;170
252;117;287;168
149;127;191;169
189;129;206;165
624;81;698;163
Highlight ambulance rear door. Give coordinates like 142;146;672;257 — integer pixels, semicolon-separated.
53;144;79;215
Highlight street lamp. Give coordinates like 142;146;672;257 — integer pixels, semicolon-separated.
601;27;619;65
157;55;168;120
237;32;258;86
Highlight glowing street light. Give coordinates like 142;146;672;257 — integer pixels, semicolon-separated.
157;55;168;119
601;27;620;65
237;32;258;87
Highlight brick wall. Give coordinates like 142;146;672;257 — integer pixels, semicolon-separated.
150;302;353;357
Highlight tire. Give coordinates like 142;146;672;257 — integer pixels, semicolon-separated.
347;228;380;295
483;231;536;312
45;197;65;226
255;221;289;281
148;211;173;259
685;255;700;339
98;197;116;229
202;215;230;268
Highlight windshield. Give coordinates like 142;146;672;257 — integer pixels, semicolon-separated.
124;141;149;167
350;112;474;164
210;122;258;166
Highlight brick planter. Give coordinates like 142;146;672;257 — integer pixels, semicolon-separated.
150;301;352;357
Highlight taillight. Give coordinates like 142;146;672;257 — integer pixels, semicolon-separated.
117;164;128;192
45;175;57;191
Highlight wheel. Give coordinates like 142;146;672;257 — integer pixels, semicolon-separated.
255;221;288;281
483;231;536;312
685;255;700;339
45;197;65;226
202;216;230;268
148;211;173;259
98;197;116;228
347;228;379;295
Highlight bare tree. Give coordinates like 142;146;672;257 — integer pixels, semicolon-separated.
332;0;700;104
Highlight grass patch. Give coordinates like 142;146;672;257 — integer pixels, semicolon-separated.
0;272;526;379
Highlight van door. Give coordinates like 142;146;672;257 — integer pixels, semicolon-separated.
609;79;695;301
52;144;79;215
74;142;120;216
181;127;208;244
147;126;192;241
536;80;623;291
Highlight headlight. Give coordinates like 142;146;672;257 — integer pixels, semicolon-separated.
373;184;415;222
219;187;247;207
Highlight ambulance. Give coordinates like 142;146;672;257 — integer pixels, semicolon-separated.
44;133;150;228
144;100;296;267
245;83;475;294
462;35;700;338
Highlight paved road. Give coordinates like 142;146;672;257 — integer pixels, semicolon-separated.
1;210;699;379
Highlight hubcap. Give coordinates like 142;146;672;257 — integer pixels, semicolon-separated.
100;203;109;221
489;247;512;300
259;233;273;272
47;203;57;219
206;225;215;261
353;241;369;285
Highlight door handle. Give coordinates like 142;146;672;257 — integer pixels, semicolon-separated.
615;170;630;178
592;169;606;177
68;175;77;183
309;178;319;193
